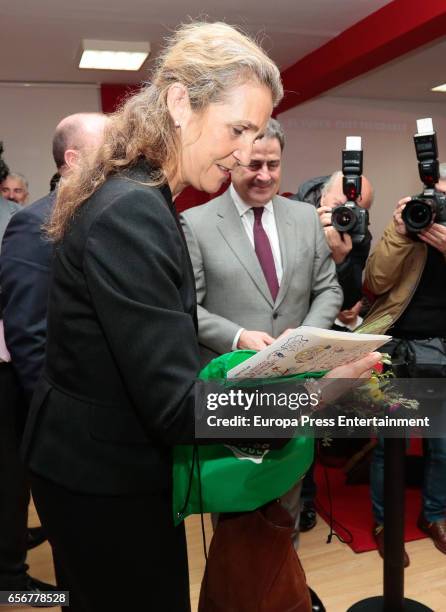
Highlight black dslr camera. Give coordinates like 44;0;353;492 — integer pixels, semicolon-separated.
402;118;446;234
331;136;369;245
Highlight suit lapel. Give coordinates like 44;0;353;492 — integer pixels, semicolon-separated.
216;191;274;306
273;197;296;309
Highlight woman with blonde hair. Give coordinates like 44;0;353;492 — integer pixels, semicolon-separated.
23;21;379;611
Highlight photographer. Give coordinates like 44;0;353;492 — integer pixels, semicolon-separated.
363;164;446;564
294;171;373;310
292;170;373;531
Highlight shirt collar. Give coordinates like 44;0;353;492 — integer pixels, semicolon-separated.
229;183;273;217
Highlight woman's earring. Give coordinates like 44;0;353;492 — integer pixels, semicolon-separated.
175;120;181;128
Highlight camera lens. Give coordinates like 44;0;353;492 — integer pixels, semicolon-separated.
332;206;356;232
402;198;433;231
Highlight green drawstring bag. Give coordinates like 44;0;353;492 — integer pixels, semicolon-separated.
173;350;324;525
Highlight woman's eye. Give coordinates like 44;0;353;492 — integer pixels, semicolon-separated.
232;127;244;136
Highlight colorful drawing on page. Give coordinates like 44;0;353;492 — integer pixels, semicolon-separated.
294;345;329;365
278;334;308;354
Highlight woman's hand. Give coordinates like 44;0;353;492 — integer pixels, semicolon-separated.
308;351;382;410
324;351;381;380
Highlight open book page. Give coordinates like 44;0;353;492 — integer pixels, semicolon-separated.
227;326;391;380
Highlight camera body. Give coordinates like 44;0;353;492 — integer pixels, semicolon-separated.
402;190;446;233
402;119;446;234
332;202;369;245
331;137;369;245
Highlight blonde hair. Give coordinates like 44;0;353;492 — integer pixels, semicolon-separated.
48;21;283;240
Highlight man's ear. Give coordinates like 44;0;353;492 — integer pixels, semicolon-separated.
64;149;79;169
166;83;191;128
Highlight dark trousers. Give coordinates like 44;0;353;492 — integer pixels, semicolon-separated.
0;363;30;588
31;473;191;612
371;436;446;524
370;337;446;524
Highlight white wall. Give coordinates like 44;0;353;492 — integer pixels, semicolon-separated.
0;83;101;203
2;85;446;245
278;96;446;245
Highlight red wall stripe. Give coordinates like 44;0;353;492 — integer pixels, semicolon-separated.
100;83;141;114
276;0;446;114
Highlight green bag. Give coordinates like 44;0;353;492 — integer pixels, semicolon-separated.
173;350;324;525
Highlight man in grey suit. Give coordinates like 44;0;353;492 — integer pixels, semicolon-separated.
181;119;341;612
180;118;342;363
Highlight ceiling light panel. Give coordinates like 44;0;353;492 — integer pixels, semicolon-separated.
79;39;150;71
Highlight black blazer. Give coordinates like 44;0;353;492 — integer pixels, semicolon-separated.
0;192;55;404
22;161;201;496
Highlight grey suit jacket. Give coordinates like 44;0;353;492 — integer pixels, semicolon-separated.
180;189;343;363
0;197;20;242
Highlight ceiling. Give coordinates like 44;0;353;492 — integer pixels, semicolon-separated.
331;35;446;103
0;0;392;85
1;0;445;106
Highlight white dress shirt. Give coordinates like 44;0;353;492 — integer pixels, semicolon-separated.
229;184;283;349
